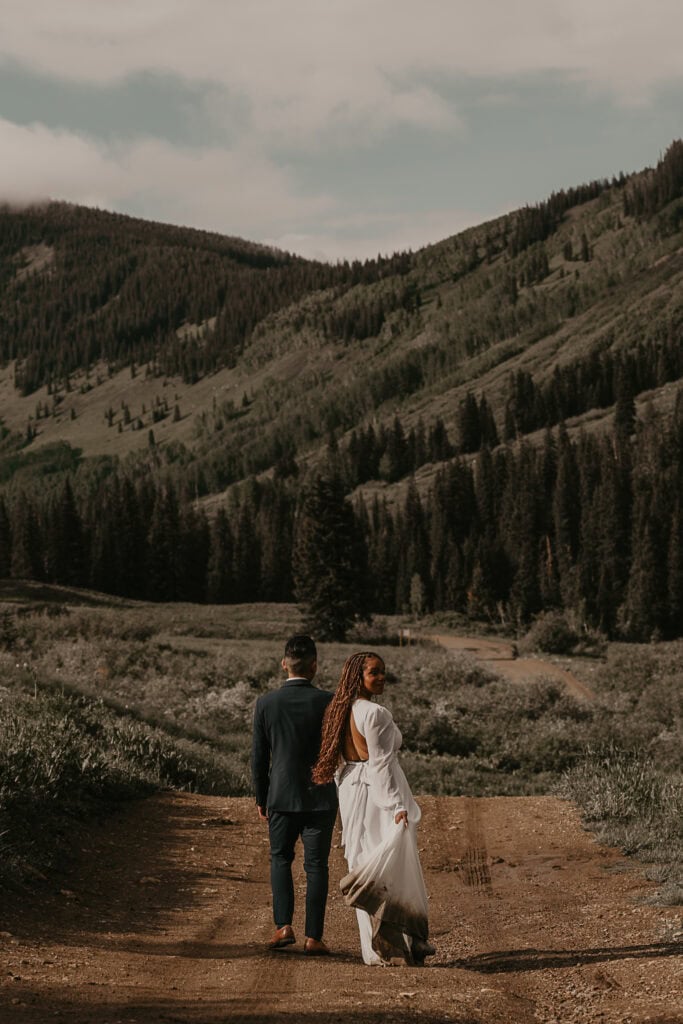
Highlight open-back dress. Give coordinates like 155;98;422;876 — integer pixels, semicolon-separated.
336;698;434;965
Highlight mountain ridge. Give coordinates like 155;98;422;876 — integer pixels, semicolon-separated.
1;143;682;639
2;146;683;484
1;149;680;423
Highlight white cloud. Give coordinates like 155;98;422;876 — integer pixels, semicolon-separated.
269;206;490;263
0;1;460;144
1;1;681;259
0;118;333;238
2;1;683;147
0;119;122;207
0;115;487;259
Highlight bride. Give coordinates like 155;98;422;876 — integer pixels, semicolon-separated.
312;652;435;966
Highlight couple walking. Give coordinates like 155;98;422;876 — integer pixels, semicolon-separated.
251;634;435;966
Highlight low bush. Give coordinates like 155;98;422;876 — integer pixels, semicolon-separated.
523;611;579;654
561;745;682;897
1;595;681;904
0;684;249;885
401;751;558;797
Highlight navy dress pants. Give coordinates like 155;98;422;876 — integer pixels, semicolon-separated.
268;809;337;941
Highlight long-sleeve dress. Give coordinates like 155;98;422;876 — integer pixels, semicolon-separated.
337;698;433;965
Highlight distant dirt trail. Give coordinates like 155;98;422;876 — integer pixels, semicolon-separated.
1;793;681;1024
431;634;596;701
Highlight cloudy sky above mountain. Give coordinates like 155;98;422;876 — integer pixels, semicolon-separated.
1;1;682;260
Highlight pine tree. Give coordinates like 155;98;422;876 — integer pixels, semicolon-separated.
146;483;182;600
258;486;294;600
553;422;580;607
118;477;148;598
381;418;408;482
458;391;481;453
467;554;498;620
504;445;541;623
292;474;367;640
614;366;636;441
624;489;667;639
428;418;451;462
49;478;85;586
0;498;11;578
413;419;427;469
232;494;261;602
409;573;425;617
593;450;627;634
207;508;234;603
478;395;499;448
90;484;120;595
10;495;44;580
180;503;209;603
474;446;497;533
367;498;398;614
442;538;468;611
399;479;431;612
667;499;683;636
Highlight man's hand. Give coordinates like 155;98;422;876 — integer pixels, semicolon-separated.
257;805;269;822
395;810;408;828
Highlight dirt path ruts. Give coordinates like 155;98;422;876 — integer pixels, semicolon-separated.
1;792;681;1024
431;634;596;701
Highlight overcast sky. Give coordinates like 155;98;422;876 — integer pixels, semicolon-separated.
1;1;682;261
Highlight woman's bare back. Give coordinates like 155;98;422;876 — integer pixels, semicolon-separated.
342;703;369;762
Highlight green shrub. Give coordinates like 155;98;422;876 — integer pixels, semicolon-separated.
2;598;681;900
562;745;682;899
0;685;249;885
562;745;680;828
523;611;579;654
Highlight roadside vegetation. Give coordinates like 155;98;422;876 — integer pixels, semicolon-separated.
560;641;683;904
0;594;293;885
0;591;680;902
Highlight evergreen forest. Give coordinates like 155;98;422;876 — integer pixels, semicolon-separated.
2;141;683;640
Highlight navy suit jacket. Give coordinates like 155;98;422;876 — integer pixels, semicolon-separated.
251;677;338;813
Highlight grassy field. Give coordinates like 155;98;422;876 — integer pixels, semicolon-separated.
0;358;248;460
559;639;683;903
0;585;680;901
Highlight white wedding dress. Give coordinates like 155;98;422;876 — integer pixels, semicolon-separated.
337;698;433;965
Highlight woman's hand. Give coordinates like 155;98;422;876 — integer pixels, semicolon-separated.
395;810;408;827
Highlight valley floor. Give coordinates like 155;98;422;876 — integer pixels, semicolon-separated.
1;793;681;1024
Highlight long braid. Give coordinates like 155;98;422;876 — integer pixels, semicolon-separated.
312;652;380;785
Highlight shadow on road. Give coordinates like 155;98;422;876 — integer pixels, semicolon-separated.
440;940;683;972
94;939;361;964
1;794;259;950
0;996;473;1024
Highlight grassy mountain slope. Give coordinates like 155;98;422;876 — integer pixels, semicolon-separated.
0;148;679;483
1;144;682;642
1;143;682;500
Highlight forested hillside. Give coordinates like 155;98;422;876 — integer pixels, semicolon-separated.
1;141;683;639
0;202;410;393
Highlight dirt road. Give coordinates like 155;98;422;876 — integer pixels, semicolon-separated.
431;634;596;701
1;793;681;1024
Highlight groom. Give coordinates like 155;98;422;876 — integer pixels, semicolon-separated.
251;634;338;955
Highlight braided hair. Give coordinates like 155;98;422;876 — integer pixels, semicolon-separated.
312;651;383;785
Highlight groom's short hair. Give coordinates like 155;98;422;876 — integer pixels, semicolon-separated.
284;634;317;674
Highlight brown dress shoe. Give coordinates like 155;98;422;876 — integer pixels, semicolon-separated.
303;937;330;956
268;925;295;949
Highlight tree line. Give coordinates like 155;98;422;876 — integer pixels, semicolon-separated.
502;332;683;440
1;386;681;642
